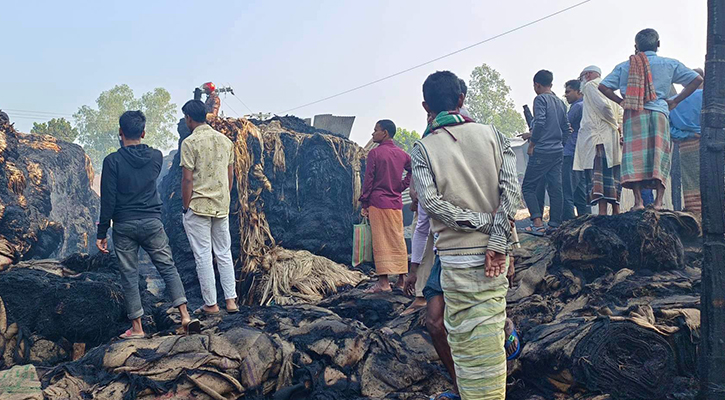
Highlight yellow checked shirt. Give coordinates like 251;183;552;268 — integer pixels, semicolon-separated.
180;124;235;217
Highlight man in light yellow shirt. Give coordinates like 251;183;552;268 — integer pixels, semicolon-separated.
180;100;238;315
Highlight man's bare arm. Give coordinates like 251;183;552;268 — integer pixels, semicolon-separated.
182;168;193;210
599;84;624;105
668;76;704;110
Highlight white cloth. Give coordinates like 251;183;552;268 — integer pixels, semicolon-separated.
439;254;488;265
574;78;623;171
183;211;237;306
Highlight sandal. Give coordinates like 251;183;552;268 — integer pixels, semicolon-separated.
193;307;220;316
431;391;461;400
519;224;546;237
184;319;201;335
226;306;239;314
118;329;145;340
506;327;522;361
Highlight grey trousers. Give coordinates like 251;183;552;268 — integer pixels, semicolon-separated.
113;218;187;320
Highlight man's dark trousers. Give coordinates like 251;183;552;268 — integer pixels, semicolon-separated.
522;151;564;227
562;155;589;220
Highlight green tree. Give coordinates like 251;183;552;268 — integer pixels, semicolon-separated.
466;64;527;137
74;85;177;170
31;117;79;143
393;128;421;153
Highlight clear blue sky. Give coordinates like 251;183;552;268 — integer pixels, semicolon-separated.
0;0;707;149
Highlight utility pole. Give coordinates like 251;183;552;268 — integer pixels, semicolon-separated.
700;1;725;398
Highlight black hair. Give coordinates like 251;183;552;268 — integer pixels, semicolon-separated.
182;100;207;123
565;79;581;91
635;28;659;52
377;119;396;138
459;78;468;96
534;70;554;87
119;111;146;140
423;71;462;114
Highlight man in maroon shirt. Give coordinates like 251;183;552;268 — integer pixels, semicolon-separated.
360;120;412;293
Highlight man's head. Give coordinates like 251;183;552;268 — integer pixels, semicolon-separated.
533;70;554;95
459;78;468;99
422;71;464;117
182;100;207;131
579;65;602;84
372;119;396;144
119;111;146;143
635;28;660;53
564;80;582;104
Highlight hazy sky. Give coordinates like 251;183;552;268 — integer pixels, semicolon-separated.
0;0;707;150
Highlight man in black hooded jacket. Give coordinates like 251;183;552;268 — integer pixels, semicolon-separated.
96;110;199;339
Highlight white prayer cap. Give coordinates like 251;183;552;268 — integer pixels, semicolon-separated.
581;65;602;75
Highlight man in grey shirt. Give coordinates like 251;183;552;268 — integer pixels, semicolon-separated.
520;70;569;235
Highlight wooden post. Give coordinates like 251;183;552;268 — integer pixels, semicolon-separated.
699;1;725;398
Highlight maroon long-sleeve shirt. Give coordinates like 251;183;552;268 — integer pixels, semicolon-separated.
359;140;412;210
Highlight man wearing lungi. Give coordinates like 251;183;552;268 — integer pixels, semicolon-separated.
359;119;412;293
599;28;703;210
412;70;520;400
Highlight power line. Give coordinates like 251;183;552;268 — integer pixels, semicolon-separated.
277;0;593;114
3;108;74;117
221;98;241;117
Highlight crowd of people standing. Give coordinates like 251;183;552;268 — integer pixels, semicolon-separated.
360;28;704;400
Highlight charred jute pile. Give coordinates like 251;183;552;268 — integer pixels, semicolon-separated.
0;121;98;268
160;116;367;306
507;209;702;400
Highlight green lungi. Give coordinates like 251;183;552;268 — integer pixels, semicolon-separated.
441;256;509;400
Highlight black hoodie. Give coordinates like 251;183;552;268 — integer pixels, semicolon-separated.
97;144;163;239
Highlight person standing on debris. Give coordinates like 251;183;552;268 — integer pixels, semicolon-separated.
599;28;703;210
180;100;239;315
97;111;200;339
669;68;704;215
575;65;624;215
562;79;588;219
412;71;520;400
203;82;221;118
359;119;412;293
520;70;569;235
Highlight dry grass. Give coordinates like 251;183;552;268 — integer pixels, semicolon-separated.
26;162;43;186
18;134;61;153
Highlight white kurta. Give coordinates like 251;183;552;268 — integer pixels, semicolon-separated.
574;78;623;171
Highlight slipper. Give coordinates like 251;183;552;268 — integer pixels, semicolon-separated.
506;328;522;361
364;284;392;294
184;319;201;335
519;224;546;237
226;307;239;314
193;307;220;316
118;329;145;340
431;391;461;400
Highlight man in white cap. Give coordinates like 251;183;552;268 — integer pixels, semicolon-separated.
574;65;624;215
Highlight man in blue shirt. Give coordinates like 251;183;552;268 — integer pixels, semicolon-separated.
599;28;703;210
563;79;587;220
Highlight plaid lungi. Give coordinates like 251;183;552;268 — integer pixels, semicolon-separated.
621;109;671;189
590;144;621;205
679;137;701;214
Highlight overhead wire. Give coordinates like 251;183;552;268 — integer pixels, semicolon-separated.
277;0;593;114
227;82;254;114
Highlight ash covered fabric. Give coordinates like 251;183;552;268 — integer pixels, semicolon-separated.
590;144;621;205
180;124;234;218
368;206;408;276
0;364;43;400
621;109;671;189
679;137;701;213
441;256;509;400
